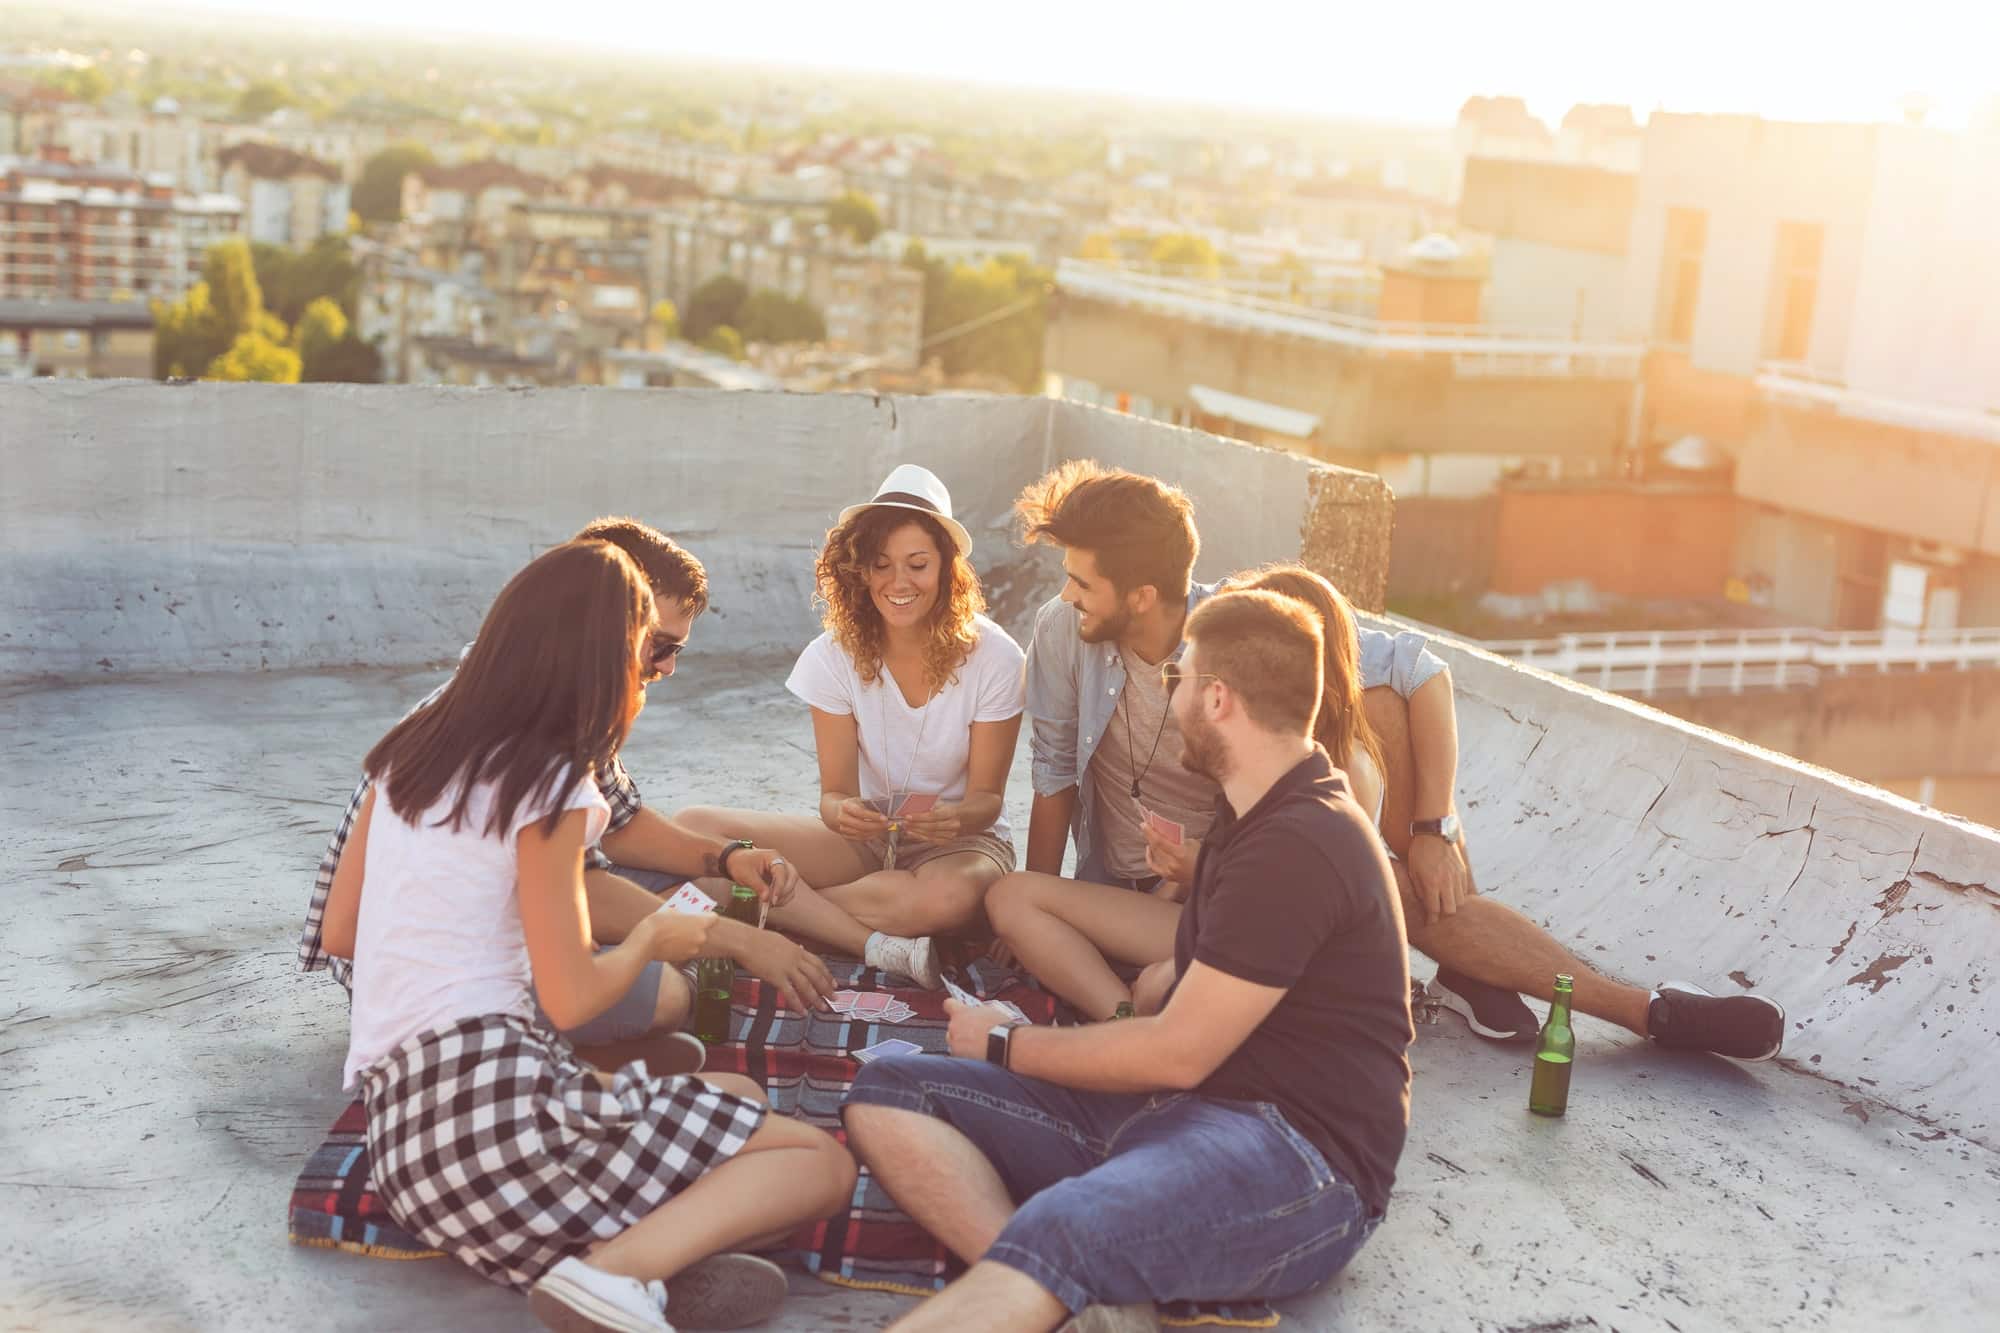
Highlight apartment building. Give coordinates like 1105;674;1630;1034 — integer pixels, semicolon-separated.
0;297;153;378
217;142;349;249
0;154;242;302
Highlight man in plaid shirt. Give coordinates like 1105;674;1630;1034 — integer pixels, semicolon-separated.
298;518;839;1035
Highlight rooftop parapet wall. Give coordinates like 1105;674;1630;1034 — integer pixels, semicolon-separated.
0;382;1391;682
1382;616;2000;1150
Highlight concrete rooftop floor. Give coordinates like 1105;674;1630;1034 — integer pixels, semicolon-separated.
4;657;1996;1333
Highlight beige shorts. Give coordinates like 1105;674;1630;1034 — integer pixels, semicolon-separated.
848;828;1017;877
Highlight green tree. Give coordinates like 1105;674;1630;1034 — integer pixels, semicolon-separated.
737;289;826;345
205;331;302;382
202;238;269;340
1150;233;1220;276
253;235;359;325
43;65;111;104
302;333;383;384
699;325;745;361
292;296;347;368
352;144;435;224
236;79;295;121
649;299;680;341
827;189;883;245
683;275;748;343
922;256;1048;391
151;282;230;379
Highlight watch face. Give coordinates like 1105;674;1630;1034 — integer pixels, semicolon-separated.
1441;814;1461;841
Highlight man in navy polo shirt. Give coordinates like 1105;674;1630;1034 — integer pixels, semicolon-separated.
842;589;1413;1331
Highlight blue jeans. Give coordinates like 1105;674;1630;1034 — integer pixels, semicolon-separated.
843;1056;1379;1312
553;866;687;1045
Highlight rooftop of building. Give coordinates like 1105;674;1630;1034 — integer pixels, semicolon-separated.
3;382;1995;1331
217;140;343;183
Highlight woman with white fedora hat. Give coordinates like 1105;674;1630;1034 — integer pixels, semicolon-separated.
677;464;1025;989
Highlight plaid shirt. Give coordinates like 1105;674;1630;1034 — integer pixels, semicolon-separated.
296;674;643;989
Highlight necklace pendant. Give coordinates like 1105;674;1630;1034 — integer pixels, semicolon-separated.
1130;780;1140;800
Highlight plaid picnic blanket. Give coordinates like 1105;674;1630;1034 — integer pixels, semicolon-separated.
288;951;1277;1327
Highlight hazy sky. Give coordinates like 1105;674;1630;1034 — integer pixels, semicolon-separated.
174;0;1999;128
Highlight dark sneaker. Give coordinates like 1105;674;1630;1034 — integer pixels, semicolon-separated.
1428;966;1538;1043
1648;980;1785;1061
663;1252;789;1330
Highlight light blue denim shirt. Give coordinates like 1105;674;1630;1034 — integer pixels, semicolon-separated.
1023;583;1445;878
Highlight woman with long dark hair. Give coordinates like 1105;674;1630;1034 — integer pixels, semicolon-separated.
320;540;854;1333
679;465;1025;990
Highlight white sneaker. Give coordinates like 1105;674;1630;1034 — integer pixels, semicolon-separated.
864;932;942;990
529;1256;676;1333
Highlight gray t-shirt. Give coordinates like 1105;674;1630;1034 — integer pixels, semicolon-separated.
1087;640;1220;879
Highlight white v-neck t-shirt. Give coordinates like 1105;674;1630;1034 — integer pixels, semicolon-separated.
786;613;1026;842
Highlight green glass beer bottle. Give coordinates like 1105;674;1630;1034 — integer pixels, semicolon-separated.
1112;1001;1136;1020
690;886;760;1044
1528;973;1575;1117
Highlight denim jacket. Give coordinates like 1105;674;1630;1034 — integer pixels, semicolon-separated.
1023;583;1445;878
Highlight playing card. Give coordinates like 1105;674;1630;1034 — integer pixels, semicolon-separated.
894;793;939;818
844;991;898;1017
1143;809;1185;846
875;1003;916;1025
827;990;866;1013
864;796;896;816
940;975;978;1006
658;883;717;916
853;1038;922;1064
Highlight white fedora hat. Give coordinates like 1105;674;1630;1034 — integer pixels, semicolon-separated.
837;463;975;557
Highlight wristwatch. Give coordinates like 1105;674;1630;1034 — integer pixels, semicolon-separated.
985;1023;1015;1069
711;838;755;880
1410;814;1462;845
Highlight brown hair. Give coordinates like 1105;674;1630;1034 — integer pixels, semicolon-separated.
1230;564;1385;782
575;515;708;613
365;540;655;838
1015;459;1198;604
1183;589;1323;738
816;505;984;692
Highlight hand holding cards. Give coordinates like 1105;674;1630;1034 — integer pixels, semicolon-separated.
1138;803;1185;846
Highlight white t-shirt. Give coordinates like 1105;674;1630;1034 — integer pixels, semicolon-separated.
343;764;609;1088
785;613;1026;842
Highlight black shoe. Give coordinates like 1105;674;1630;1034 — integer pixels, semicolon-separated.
1648;980;1785;1062
1428;966;1538;1043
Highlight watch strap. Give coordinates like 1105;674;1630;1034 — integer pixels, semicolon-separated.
985;1024;1012;1069
712;838;754;880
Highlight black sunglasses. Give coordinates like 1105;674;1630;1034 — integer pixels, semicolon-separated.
1160;660;1223;700
649;634;687;667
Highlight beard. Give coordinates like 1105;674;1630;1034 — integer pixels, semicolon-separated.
1077;602;1132;645
1178;709;1232;784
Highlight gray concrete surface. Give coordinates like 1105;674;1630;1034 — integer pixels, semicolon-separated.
6;660;1996;1332
4;383;1997;1331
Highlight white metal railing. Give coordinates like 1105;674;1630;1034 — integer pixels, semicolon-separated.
1485;625;2000;697
1055;258;1643;377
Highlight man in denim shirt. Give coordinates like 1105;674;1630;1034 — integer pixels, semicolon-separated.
987;462;1787;1064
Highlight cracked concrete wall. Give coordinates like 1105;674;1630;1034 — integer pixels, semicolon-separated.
1;382;1387;682
1386;616;2000;1149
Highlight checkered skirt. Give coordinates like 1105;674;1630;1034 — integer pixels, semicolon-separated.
358;1012;765;1291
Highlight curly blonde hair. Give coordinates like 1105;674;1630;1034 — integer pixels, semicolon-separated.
816;507;985;693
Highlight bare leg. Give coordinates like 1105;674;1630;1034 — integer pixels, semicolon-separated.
1365;688;1652;1034
823;851;1004;938
1399;866;1652;1034
986;872;1182;1020
585;1101;856;1282
843;1104;1017;1265
889;1262;1069;1333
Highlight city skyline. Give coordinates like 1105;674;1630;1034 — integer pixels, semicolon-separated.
126;0;2000;129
